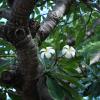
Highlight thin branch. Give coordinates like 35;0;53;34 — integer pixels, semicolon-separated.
86;9;93;25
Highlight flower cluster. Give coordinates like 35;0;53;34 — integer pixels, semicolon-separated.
40;45;76;59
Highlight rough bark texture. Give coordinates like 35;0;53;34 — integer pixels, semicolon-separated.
10;0;35;25
36;0;72;44
0;0;72;100
16;39;40;100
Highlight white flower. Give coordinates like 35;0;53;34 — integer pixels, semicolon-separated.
40;47;55;59
9;50;14;55
75;67;82;73
62;45;76;59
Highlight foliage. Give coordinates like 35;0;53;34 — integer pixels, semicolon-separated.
0;0;100;100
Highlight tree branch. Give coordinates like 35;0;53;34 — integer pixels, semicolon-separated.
35;0;72;44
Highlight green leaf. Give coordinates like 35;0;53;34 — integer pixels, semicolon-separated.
0;0;3;3
78;41;100;56
0;59;11;72
51;72;84;89
8;90;21;100
59;56;83;69
0;91;6;100
60;80;83;100
47;77;65;100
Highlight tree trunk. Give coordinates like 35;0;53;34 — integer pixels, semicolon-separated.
0;0;73;100
16;38;40;100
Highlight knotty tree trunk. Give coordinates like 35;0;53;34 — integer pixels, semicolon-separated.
0;0;72;99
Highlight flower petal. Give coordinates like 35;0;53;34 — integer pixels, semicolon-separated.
45;52;51;59
63;45;69;49
48;48;55;54
41;52;45;59
76;68;81;73
40;48;46;52
70;47;76;52
62;48;67;55
69;46;76;57
71;51;75;57
65;51;72;59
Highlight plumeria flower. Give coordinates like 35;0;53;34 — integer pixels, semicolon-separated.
75;67;82;73
40;47;55;59
62;45;76;59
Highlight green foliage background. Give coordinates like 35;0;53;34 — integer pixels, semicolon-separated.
0;0;100;100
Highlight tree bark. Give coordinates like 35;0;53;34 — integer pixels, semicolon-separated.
15;36;39;100
10;0;35;26
0;0;73;100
